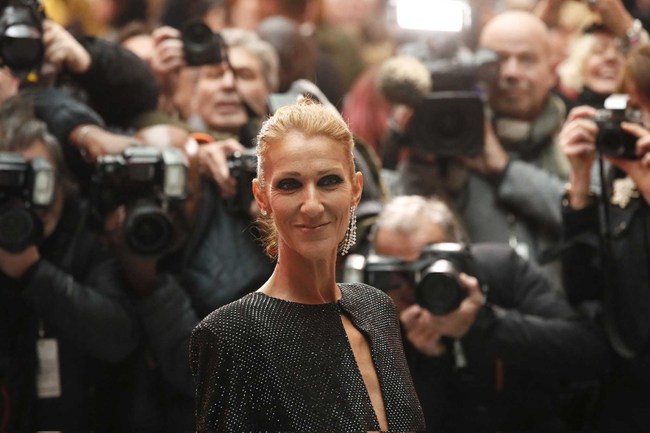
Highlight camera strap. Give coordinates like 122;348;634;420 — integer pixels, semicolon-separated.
597;157;638;359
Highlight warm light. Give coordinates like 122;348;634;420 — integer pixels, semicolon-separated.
395;0;470;33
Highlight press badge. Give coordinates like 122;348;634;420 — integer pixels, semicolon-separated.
36;338;62;398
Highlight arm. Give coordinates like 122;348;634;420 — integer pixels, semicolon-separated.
19;242;140;363
496;157;568;230
472;244;609;381
460;118;569;233
67;36;159;129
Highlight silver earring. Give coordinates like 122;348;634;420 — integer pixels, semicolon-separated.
339;206;357;256
260;208;268;216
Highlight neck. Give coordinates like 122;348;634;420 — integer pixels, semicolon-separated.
259;247;340;304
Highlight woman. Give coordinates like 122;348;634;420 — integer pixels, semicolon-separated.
190;99;425;432
558;43;650;432
557;23;627;109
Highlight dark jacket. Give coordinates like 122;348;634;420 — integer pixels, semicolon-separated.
60;36;159;131
562;194;650;432
409;243;609;433
115;181;275;433
0;198;140;433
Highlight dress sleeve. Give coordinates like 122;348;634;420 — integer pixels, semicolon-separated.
190;318;234;433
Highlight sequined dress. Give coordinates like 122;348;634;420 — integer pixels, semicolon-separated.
190;282;425;432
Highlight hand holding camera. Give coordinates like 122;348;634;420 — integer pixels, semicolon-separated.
399;272;483;357
457;119;509;176
150;25;185;97
197;138;246;199
606;121;650;204
559;105;599;207
561;97;650;207
42;19;90;74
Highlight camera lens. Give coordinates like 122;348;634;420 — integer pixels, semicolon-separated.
0;36;43;69
0;204;40;253
124;204;174;256
181;20;223;66
416;260;465;315
598;127;639;159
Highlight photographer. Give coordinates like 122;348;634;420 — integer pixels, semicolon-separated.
382;10;571;290
361;195;608;433
0;95;140;431
0;1;159;131
559;43;650;432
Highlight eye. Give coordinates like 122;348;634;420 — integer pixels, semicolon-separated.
235;67;257;81
518;53;536;66
319;174;343;187
275;178;301;191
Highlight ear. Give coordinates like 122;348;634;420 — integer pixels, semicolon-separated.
252;178;269;214
351;171;363;208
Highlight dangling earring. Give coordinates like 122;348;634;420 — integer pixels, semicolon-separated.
339;206;357;256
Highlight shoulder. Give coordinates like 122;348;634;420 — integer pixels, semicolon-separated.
192;293;259;341
470;243;519;269
339;282;399;325
340;282;392;304
468;243;530;289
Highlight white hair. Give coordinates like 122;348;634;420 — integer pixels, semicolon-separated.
375;195;465;242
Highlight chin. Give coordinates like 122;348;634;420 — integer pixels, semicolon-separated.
292;241;338;261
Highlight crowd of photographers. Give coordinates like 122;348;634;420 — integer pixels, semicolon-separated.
0;0;649;432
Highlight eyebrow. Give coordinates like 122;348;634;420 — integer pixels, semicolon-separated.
275;169;343;178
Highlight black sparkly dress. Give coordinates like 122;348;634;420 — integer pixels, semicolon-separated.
190;282;425;432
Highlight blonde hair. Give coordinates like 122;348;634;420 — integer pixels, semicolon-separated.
557;32;598;94
255;98;356;259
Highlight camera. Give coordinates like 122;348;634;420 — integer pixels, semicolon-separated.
594;94;643;160
225;147;257;214
407;47;497;157
0;0;45;75
385;0;498;157
181;19;225;67
0;151;55;252
345;243;471;315
89;146;188;256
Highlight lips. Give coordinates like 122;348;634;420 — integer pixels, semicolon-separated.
296;222;330;231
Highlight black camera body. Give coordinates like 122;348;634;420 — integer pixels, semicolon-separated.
0;0;45;75
408;47;498;157
0;151;55;252
90;146;187;256
181;19;225;67
594;94;642;160
345;243;472;315
226;147;257;214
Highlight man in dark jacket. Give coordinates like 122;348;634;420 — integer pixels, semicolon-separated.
0;96;140;432
0;16;159;132
356;195;609;433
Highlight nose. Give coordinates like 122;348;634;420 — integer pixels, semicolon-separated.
300;184;324;217
603;45;622;62
500;56;521;79
220;67;236;88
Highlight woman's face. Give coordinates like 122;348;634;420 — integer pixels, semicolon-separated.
254;131;362;261
584;33;625;96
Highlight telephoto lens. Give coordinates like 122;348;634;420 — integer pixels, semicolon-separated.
123;200;174;256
